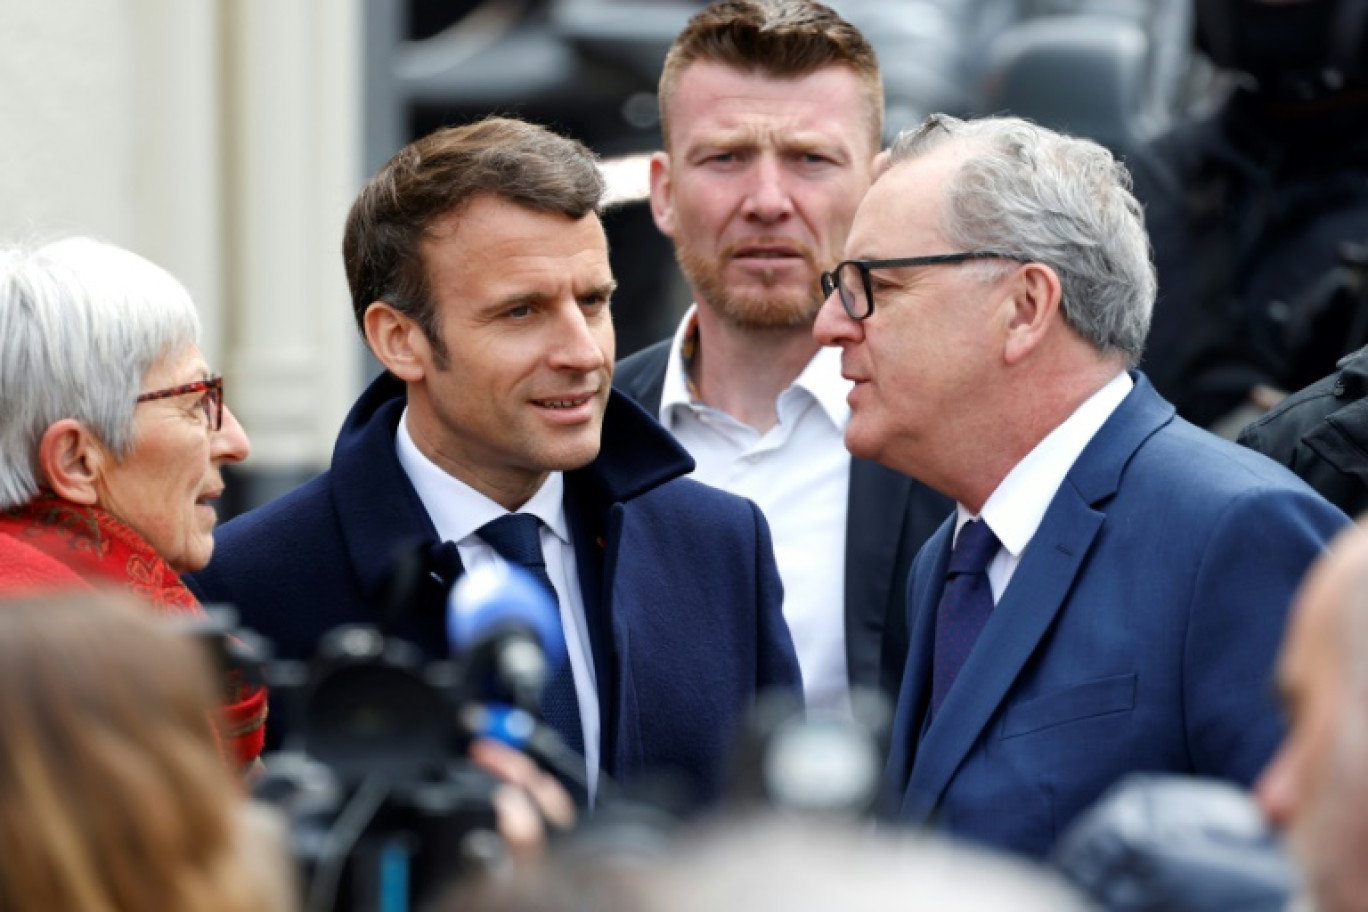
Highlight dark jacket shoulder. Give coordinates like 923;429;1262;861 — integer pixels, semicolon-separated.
1239;345;1368;516
614;339;671;412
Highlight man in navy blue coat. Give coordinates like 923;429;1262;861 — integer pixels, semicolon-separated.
814;113;1349;858
188;117;801;809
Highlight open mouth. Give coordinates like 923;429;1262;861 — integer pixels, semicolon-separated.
532;394;595;409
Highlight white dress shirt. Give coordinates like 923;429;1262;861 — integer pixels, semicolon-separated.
657;305;853;714
957;371;1134;601
395;409;601;800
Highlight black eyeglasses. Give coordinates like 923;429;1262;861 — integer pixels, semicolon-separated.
135;376;224;431
820;251;1028;321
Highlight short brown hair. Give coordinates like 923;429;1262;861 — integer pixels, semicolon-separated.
658;0;883;148
343;116;605;363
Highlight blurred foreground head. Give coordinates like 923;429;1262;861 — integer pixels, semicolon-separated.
0;593;292;912
1257;522;1368;912
442;815;1092;912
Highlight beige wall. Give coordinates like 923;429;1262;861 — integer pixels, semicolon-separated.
0;0;361;471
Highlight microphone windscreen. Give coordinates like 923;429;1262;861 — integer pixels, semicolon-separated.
446;560;567;667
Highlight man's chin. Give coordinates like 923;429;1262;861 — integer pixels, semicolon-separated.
714;295;822;331
542;435;603;473
842;420;888;464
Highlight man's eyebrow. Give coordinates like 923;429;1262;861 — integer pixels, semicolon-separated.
783;134;841;153
583;280;618;299
481;290;551;312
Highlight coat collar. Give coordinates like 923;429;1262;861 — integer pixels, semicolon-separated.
329;372;695;605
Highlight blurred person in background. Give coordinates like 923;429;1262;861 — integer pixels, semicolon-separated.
815;112;1348;858
1133;0;1368;435
0;238;265;772
0;592;295;912
1239;339;1368;518
614;0;951;717
188;116;801;810
1257;521;1368;912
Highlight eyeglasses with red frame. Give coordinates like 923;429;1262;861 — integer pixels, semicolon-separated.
135;376;224;431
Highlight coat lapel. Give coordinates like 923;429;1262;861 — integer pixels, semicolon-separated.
328;375;449;647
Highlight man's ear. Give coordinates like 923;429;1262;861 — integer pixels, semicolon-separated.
1003;262;1064;365
37;419;105;505
872;148;892;179
648;151;676;237
364;301;430;382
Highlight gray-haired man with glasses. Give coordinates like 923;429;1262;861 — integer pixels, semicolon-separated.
815;112;1349;859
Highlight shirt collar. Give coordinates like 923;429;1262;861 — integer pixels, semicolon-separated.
793;344;852;430
659;304;702;420
966;371;1133;558
658;304;851;431
395;407;568;546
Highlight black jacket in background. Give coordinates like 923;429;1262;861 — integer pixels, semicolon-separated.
1239;344;1368;518
1131;87;1368;428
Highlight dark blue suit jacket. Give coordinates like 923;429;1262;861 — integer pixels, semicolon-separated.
188;373;802;806
882;375;1348;858
614;340;952;703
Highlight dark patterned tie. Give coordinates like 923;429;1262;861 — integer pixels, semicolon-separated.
477;514;585;760
929;519;1000;719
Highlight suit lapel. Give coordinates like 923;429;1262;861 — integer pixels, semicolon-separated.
902;487;1104;821
900;374;1175;822
884;520;951;803
844;458;913;687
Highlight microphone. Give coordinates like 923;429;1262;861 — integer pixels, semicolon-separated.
447;560;596;799
446;559;566;714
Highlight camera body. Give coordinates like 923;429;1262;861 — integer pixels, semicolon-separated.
203;614;506;912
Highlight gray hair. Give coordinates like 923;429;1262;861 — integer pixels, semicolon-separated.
0;238;201;509
887;114;1155;365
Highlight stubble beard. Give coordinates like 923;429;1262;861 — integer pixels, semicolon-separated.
675;241;824;332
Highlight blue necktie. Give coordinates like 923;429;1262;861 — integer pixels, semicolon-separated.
476;514;585;760
930;519;1000;719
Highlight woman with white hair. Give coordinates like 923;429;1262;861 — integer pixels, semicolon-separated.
0;237;265;770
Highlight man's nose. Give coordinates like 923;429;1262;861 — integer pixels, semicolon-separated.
1253;745;1297;831
814;284;860;347
743;156;794;222
550;305;608;372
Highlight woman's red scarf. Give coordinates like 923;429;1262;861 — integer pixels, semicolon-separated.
0;493;267;770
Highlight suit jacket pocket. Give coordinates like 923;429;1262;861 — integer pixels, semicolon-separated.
1001;673;1137;739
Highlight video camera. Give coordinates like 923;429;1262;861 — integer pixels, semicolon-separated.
196;559;587;912
199;559;892;912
